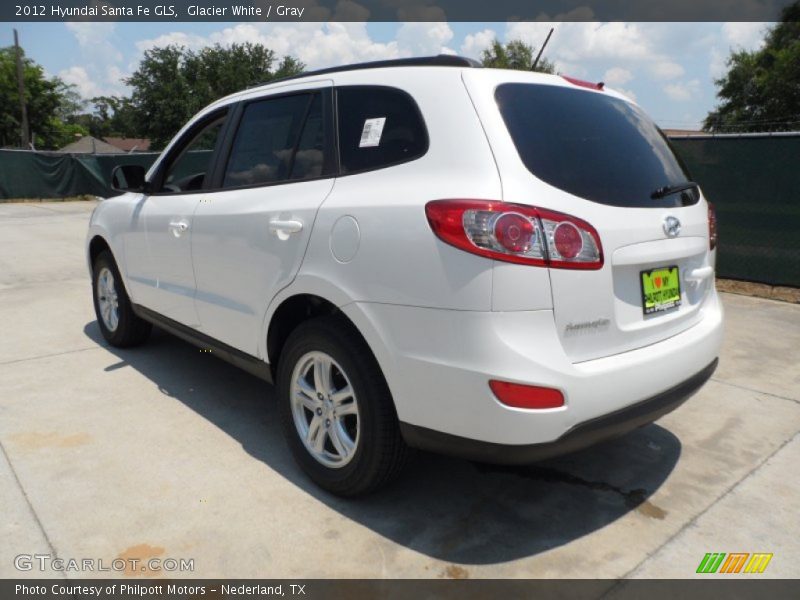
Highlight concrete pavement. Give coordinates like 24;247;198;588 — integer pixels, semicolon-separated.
1;201;798;579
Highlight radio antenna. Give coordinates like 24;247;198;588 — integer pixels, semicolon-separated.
532;28;554;71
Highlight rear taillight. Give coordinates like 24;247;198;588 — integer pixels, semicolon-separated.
494;212;534;253
708;202;718;250
425;200;603;269
489;380;565;409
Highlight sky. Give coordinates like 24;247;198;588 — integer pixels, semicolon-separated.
3;21;772;130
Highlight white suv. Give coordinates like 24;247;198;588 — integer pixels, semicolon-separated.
87;55;723;496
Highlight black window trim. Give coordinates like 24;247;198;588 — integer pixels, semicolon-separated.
333;84;430;178
148;107;232;197
211;87;338;193
146;83;428;195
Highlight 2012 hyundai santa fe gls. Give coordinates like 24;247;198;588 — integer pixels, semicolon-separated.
86;55;723;496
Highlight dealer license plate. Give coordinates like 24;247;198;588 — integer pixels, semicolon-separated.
640;266;681;315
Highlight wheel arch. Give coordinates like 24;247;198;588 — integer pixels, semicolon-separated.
262;281;397;408
266;294;389;381
88;234;111;268
86;228;135;304
266;293;341;378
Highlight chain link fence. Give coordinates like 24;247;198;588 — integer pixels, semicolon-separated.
670;133;800;288
0;149;158;199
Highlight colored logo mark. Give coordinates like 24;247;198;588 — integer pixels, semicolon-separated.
696;552;773;574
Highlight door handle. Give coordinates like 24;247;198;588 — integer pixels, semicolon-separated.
169;220;189;237
269;218;303;240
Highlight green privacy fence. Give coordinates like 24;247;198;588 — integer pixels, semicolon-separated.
670;134;800;288
0;150;158;199
1;135;799;287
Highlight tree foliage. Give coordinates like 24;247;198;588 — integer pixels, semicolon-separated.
73;95;138;139
704;3;800;132
126;43;304;149
0;47;85;149
480;39;556;74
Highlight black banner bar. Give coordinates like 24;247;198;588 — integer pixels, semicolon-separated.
0;0;795;23
3;580;800;600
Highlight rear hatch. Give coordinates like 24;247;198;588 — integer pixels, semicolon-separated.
463;71;716;362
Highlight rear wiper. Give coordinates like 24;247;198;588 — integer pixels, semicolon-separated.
651;181;698;199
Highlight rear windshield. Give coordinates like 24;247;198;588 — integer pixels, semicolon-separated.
495;83;698;208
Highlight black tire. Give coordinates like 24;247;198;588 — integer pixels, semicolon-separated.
276;315;409;496
92;249;152;347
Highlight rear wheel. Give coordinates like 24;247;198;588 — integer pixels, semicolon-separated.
276;316;409;496
92;250;151;347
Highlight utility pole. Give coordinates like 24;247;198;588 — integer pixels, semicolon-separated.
14;29;30;149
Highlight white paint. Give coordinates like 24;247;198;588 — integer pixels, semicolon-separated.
88;64;723;452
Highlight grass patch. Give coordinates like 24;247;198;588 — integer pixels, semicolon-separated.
717;278;800;304
0;195;98;203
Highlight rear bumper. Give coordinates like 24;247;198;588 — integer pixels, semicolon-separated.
400;358;717;464
342;287;724;446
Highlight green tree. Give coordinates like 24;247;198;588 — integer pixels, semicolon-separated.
480;39;556;74
126;43;304;149
49;81;91;147
48;121;90;148
704;3;800;132
0;46;82;149
94;95;137;137
70;95;138;139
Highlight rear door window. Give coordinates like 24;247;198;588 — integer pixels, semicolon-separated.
290;94;328;180
495;83;697;208
223;92;331;188
336;86;428;174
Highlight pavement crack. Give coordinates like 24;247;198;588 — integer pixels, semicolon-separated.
472;463;650;509
609;428;800;585
0;438;64;578
26;204;64;213
710;377;800;405
0;346;104;367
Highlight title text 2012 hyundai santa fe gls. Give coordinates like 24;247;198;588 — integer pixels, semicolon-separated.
86;56;723;496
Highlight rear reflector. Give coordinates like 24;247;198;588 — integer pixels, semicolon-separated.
489;380;565;409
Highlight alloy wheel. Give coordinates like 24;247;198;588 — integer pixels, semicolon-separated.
290;351;360;468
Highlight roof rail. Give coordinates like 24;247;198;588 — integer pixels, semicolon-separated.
251;54;481;88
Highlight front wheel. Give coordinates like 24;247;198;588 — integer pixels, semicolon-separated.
92;250;151;347
276;316;409;496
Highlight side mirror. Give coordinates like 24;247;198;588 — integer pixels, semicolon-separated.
111;165;149;193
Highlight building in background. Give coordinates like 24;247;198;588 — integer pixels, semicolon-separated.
104;137;152;153
58;136;124;154
58;136;152;154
